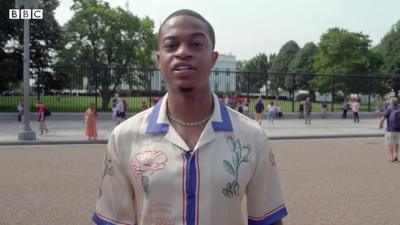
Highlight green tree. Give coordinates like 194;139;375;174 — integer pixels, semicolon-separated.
270;40;300;97
0;0;61;94
238;53;269;94
287;42;319;100
376;20;400;97
58;0;157;109
311;28;383;97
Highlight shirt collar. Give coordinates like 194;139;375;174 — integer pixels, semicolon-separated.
145;92;233;134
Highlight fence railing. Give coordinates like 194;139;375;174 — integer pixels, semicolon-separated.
1;65;399;113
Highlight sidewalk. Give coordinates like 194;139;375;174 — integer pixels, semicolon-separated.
0;113;384;145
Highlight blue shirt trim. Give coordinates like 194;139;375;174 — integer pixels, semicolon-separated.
184;151;197;225
92;213;116;225
248;207;288;225
145;96;233;134
145;98;169;134
211;100;233;131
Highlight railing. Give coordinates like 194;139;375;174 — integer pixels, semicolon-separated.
1;65;399;113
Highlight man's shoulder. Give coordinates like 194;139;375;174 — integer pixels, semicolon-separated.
227;107;265;134
113;107;153;135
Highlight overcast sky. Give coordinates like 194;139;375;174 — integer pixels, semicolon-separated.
54;0;400;61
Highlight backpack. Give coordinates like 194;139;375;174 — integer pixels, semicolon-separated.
44;107;51;117
389;108;400;129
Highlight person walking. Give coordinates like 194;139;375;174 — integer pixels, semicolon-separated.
379;97;400;162
321;101;328;118
342;99;349;119
36;100;48;135
298;101;304;118
351;98;360;123
17;101;24;122
254;98;264;125
115;96;125;125
85;102;98;141
92;9;287;225
267;101;277;125
304;97;312;125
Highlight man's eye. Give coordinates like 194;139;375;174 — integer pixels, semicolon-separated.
165;43;178;50
192;42;204;48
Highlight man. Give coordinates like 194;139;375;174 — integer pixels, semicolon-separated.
92;9;287;225
304;97;312;125
379;97;400;162
255;98;265;125
351;98;360;123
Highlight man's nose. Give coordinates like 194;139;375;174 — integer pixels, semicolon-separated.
174;44;192;59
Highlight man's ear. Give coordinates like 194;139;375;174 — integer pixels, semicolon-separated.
211;51;219;67
156;52;160;63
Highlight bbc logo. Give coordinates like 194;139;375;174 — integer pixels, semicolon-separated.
9;9;43;19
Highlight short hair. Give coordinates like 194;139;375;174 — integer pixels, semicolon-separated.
158;9;215;50
390;97;398;106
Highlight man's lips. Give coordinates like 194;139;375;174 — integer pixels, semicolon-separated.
173;64;196;72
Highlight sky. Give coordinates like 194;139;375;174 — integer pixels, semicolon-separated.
54;0;400;61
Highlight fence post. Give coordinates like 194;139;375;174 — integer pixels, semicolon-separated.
368;75;371;112
292;73;295;113
95;65;99;109
331;74;335;112
246;72;250;102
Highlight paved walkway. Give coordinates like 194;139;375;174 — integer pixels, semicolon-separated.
0;113;384;145
0;138;398;225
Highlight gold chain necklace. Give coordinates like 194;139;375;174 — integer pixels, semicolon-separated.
167;111;212;127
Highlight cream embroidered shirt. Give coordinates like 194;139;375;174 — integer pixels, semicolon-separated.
93;93;287;225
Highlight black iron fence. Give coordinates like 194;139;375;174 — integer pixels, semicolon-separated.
1;65;399;113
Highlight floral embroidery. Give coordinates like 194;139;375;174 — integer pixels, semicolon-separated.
131;150;168;199
98;151;114;198
269;152;276;166
222;136;251;198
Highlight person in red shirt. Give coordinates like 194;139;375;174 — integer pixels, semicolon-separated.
36;100;48;135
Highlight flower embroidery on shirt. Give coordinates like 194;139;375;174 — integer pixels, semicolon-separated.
98;151;114;198
131;150;168;199
222;136;251;198
269;152;276;166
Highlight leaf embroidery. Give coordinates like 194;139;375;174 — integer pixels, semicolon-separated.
222;136;251;198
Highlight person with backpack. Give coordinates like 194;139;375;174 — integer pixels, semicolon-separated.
379;97;400;162
36;100;49;135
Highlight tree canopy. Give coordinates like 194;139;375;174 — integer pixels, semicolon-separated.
310;28;384;96
57;0;157;108
376;20;400;97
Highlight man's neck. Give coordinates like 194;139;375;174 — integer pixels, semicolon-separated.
167;90;213;122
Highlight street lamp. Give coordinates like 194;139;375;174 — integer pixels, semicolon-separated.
17;0;39;140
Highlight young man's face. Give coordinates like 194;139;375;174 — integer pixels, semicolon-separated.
157;15;218;94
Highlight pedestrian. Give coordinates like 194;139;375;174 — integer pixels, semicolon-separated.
304;97;312;125
17;101;23;122
85;102;98;141
351;98;360;123
342;98;349;119
242;103;249;114
141;101;148;111
115;96;125;125
255;98;264;125
276;103;283;119
111;98;117;121
267;101;276;124
36;100;49;135
321;101;328;118
298;101;304;118
379;97;400;162
92;9;287;225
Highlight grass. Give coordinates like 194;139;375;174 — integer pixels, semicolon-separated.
0;95;377;113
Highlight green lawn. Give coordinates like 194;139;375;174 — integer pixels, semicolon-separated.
0;95;377;113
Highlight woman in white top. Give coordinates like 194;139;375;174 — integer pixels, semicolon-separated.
267;101;277;124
